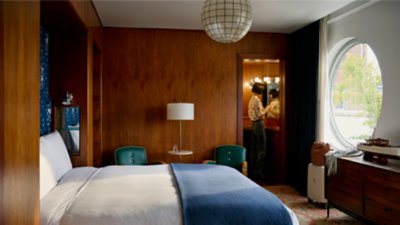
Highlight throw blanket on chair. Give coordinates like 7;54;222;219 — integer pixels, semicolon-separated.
171;163;293;225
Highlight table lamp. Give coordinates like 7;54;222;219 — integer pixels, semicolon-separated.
167;103;194;152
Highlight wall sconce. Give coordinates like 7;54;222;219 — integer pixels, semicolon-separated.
62;91;74;105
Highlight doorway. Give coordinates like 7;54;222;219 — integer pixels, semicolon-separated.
237;54;286;184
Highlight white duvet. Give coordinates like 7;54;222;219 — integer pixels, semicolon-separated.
41;164;298;225
41;165;182;225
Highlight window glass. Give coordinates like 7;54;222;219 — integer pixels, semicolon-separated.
331;42;382;146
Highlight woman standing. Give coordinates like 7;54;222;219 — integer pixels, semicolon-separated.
248;83;267;178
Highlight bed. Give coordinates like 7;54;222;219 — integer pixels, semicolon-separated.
40;131;299;225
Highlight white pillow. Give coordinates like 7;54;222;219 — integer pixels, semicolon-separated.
40;139;57;199
40;131;73;182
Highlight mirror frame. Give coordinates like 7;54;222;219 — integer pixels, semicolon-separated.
236;54;286;145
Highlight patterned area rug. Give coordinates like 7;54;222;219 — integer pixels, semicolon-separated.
264;185;363;225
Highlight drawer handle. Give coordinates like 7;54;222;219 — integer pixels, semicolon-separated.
384;208;392;212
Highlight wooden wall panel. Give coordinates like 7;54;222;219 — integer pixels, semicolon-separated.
0;4;3;221
85;32;94;166
65;0;103;165
0;2;40;224
92;45;103;167
69;0;103;48
44;0;101;167
49;32;92;167
102;28;288;165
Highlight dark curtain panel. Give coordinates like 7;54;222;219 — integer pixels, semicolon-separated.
286;21;319;195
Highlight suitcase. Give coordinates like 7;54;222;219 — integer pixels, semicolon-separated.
307;163;327;205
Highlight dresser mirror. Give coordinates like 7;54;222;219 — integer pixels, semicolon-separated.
54;106;80;154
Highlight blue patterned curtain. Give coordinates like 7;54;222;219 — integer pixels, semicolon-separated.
64;107;80;126
40;27;52;135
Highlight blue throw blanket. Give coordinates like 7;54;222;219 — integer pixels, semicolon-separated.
171;164;293;225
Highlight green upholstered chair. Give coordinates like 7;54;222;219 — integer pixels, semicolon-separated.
203;144;248;176
115;146;148;165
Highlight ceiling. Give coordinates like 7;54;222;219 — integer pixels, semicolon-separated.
92;0;358;33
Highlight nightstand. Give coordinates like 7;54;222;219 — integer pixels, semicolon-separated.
168;150;193;162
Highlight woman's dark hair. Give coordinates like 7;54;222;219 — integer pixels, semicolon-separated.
269;89;279;98
251;83;264;94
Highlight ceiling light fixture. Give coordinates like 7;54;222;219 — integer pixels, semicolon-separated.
201;0;253;43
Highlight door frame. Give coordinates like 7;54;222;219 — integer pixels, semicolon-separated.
237;53;287;183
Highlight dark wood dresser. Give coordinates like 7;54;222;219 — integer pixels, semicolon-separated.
326;156;400;224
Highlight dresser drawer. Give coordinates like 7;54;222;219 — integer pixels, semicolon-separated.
365;167;400;192
326;158;363;215
365;198;400;225
365;180;400;207
326;158;363;190
325;157;400;225
327;187;362;215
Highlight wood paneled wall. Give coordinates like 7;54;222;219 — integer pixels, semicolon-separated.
0;1;40;224
42;0;102;167
0;1;100;224
66;0;102;167
70;0;102;46
102;28;289;165
49;31;92;166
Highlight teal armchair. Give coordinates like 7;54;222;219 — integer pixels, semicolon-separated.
115;146;148;165
203;144;248;176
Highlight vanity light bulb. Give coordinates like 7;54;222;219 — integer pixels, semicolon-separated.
254;77;262;83
244;82;252;89
275;77;280;83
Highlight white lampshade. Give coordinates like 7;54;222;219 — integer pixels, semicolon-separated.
201;0;252;43
167;103;194;120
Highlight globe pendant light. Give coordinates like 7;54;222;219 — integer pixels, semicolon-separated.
201;0;252;43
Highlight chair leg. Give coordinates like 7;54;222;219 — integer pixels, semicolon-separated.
242;161;248;176
327;201;330;218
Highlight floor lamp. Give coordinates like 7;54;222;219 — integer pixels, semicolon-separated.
167;103;194;152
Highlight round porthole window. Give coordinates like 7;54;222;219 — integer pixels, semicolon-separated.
330;40;383;147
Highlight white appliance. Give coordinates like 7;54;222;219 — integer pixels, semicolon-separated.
307;163;327;204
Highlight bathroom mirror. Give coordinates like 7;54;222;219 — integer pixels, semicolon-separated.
55;106;80;154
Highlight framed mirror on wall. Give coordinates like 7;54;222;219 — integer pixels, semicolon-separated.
242;58;281;130
54;106;80;154
237;54;286;185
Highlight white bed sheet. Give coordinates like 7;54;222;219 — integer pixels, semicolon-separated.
41;164;299;225
41;167;98;225
41;165;181;225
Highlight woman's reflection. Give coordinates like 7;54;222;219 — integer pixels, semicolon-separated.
265;89;279;118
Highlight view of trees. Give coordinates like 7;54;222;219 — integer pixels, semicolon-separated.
332;44;382;141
